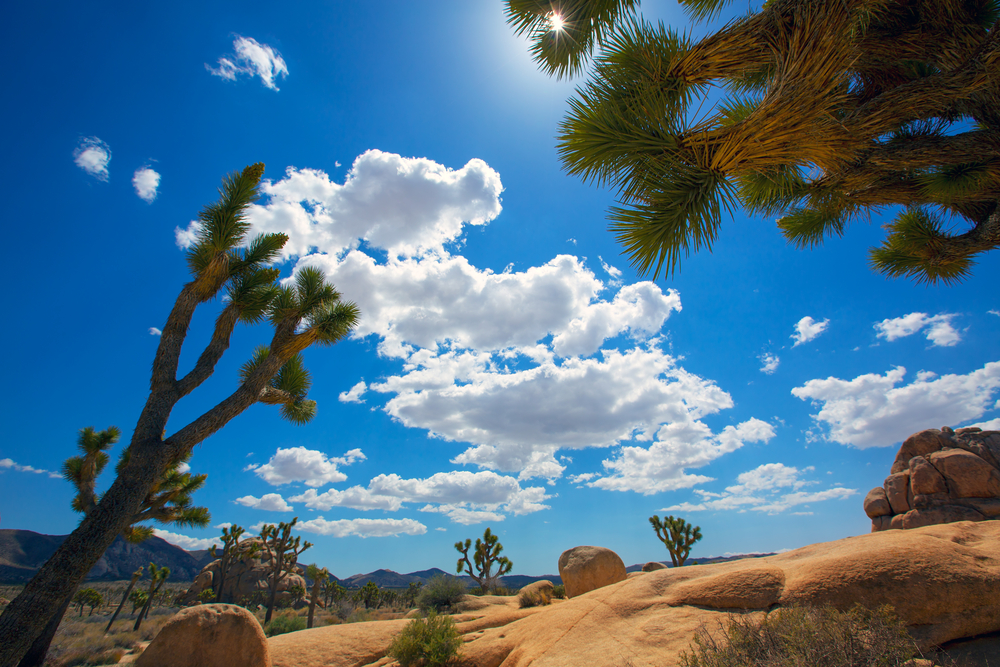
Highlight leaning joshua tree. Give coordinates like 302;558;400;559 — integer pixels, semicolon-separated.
506;0;1000;283
649;514;702;567
455;527;514;594
0;163;360;667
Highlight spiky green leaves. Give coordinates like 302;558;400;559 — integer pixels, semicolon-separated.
63;426;121;515
241;347;320;424
505;0;641;79
869;207;975;284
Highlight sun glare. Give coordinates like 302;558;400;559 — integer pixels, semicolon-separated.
548;13;565;32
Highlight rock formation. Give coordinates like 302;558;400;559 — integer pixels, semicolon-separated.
517;580;554;598
865;427;1000;531
266;521;1000;667
557;546;626;598
641;561;666;572
136;604;270;667
177;537;307;607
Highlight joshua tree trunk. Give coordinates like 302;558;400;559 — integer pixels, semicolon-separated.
105;570;142;634
16;593;74;667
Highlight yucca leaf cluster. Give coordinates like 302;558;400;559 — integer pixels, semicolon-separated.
506;0;1000;283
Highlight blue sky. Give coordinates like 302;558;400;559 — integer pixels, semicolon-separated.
1;1;998;579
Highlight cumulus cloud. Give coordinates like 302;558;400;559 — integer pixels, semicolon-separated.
791;316;829;347
132;167;161;203
254;447;365;487
874;312;961;347
663;463;856;514
0;458;60;479
288;487;402;511
339;381;367;403
295;517;427;538
759;353;780;375
73;137;111;181
792;362;1000;448
152;529;219;551
235;493;294;512
970;418;1000;430
207;36;288;90
420;505;507;525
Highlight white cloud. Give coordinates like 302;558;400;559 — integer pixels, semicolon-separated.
969;418;1000;431
989;310;1000;317
759;353;780;375
590;418;776;495
792;362;1000;448
132;167;160;203
152;528;219;551
207;36;288;90
874;312;961;347
176;462;191;474
420;505;507;525
254;447;364;487
339;381;367;403
73;137;110;181
791;316;829;347
234;493;294;512
149;327;162;336
214;522;233;530
288;487;401;511
663;463;856;514
295;517;427;538
0;458;60;479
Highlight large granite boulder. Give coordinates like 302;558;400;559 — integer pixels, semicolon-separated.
177;537;307;607
557;546;627;598
865;427;1000;532
137;604;270;667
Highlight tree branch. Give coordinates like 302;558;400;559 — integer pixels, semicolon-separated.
176;304;241;398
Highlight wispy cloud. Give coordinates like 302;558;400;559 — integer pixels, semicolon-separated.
152;528;219;551
0;458;60;479
874;312;961;347
73;137;111;181
207;36;288;90
758;352;780;375
791;316;829;347
132;167;161;203
339;381;367;404
149;327;162;336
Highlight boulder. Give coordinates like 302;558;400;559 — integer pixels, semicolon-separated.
557;546;626;598
177;537;307;606
518;580;555;597
642;561;667;572
136;604;269;667
867;427;1000;532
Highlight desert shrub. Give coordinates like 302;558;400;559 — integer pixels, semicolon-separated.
416;575;466;613
552;584;566;599
197;588;216;603
388;612;462;667
264;609;307;637
518;589;552;608
680;604;920;667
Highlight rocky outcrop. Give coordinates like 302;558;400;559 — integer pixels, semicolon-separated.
557;546;627;598
177;537;307;607
136;604;270;667
642;561;667;572
865;427;1000;531
268;521;1000;667
517;580;554;598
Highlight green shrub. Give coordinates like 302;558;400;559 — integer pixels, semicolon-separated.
416;575;466;613
518;589;552;608
552;584;565;599
264;610;306;637
680;604;920;667
388;612;462;666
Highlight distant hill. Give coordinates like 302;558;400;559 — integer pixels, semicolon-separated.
625;552;778;573
0;529;214;583
337;566;560;590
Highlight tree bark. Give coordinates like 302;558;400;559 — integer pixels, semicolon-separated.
16;592;73;667
105;576;140;634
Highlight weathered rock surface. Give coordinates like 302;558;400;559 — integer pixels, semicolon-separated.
177;537;307;606
269;522;1000;666
557;546;626;598
641;561;667;572
865;427;1000;532
518;579;554;597
137;604;270;667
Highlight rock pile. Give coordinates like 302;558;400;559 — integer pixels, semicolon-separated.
864;427;1000;531
177;537;307;607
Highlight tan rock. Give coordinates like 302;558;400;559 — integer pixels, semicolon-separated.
557;546;627;598
136;604;269;667
518;580;555;597
891;429;951;474
900;506;985;529
864;487;891;518
642;561;667;572
928;449;1000;498
178;537;307;606
884;472;911;514
871;515;892;532
909;456;948;496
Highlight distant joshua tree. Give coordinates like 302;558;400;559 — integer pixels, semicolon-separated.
260;518;312;624
649;515;702;567
305;564;329;629
455;527;513;594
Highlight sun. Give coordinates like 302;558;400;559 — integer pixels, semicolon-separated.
548;12;565;32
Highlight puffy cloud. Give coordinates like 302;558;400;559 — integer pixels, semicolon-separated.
175;462;191;474
791;316;829;347
339;381;367;403
295;517;427;537
288;487;401;511
132;167;160;203
207;36;288;90
254;447;365;487
149;327;162;336
152;529;219;551
234;493;294;512
420;505;506;525
590;418;776;495
759;353;780;375
792;362;1000;448
368;471;522;505
73;137;111;181
0;458;60;479
663;463;856;514
874;312;961;347
970;418;1000;430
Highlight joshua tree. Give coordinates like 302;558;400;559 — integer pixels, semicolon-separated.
505;0;1000;283
305;564;329;629
134;564;170;632
455;527;513;594
649;515;702;567
105;567;144;634
72;589;102;617
260;518;312;624
128;590;148;616
210;524;247;603
0;163;360;667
